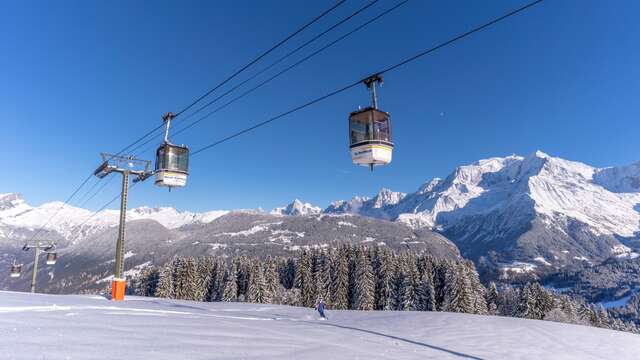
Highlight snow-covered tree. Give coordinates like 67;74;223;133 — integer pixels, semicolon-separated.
264;257;280;304
419;267;436;312
354;250;375;310
247;262;268;304
195;257;214;302
401;255;421;311
135;266;159;297
331;246;350;310
375;249;395;310
295;250;315;307
222;262;238;302
314;253;332;308
486;282;499;315
155;259;176;299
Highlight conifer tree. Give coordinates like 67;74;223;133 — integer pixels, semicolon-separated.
247;262;267;303
295;250;316;307
281;258;296;289
195;257;214;302
518;283;537;319
155;260;176;299
597;306;610;329
331;246;350;310
442;261;473;313
401;255;421;311
486;281;499;315
315;253;332;307
222;262;239;302
236;256;251;300
135;266;159;297
172;257;189;300
389;256;405;311
207;259;226;302
264;257;280;304
375;249;395;310
464;261;488;314
419;267;436;311
432;260;448;311
354;249;375;310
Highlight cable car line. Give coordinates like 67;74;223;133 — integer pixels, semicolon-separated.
22;172;95;247
190;0;544;156
73;182;141;239
131;0;410;158
174;0;348;118
74;177;102;206
172;0;382;126
23;0;542;252
129;0;387;157
79;175;116;208
191;80;361;156
374;0;544;76
20;1;350;239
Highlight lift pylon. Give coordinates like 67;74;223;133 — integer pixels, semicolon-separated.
94;153;152;300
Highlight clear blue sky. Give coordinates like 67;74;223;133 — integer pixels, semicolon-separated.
1;0;639;212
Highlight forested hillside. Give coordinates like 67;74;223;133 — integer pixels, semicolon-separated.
133;245;639;333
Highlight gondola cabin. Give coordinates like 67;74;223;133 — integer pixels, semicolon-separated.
155;143;189;188
10;263;21;278
46;252;57;265
349;107;393;168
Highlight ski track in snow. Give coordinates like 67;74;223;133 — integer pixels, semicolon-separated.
0;291;639;360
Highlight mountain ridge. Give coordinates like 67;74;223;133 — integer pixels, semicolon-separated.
3;150;640;273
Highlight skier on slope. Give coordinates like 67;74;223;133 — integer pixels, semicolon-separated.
315;297;327;320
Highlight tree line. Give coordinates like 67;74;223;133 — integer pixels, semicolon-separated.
133;245;638;333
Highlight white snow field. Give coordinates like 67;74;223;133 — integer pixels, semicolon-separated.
0;291;638;360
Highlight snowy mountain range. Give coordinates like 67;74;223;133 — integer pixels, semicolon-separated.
324;151;640;269
0;195;456;293
2;150;640;290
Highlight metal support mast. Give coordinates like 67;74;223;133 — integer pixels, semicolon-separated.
22;241;56;293
94;153;151;300
114;170;129;279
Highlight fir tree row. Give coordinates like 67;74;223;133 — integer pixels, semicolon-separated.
134;245;488;314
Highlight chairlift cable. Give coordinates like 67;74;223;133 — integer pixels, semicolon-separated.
174;0;349;118
173;0;381;125
74;177;103;206
23;2;347;237
132;0;409;157
79;175;116;208
190;0;544;156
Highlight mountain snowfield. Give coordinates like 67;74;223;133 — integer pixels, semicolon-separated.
1;290;638;360
0;193;229;243
2;150;640;272
326;151;640;266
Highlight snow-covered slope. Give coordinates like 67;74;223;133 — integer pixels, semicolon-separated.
0;291;637;360
326;151;640;265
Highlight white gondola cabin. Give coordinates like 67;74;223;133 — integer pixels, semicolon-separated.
10;262;21;278
46;252;57;265
349;75;393;170
155;112;189;188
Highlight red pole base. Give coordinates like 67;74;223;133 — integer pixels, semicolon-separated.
111;278;126;301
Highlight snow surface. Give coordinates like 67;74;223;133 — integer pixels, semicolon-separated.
0;291;638;360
